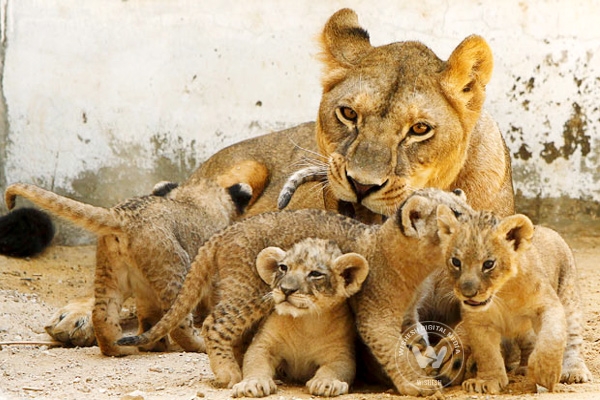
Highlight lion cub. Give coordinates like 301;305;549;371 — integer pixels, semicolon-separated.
435;205;592;394
4;161;268;356
232;238;368;398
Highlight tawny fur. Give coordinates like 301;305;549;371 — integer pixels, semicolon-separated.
231;238;368;398
117;188;471;397
5;161;268;356
430;205;592;394
40;7;516;349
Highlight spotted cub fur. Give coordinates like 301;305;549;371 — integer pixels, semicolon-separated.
232;238;368;397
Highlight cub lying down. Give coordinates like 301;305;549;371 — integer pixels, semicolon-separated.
232;238;369;398
118;188;472;397
4;161;268;356
429;205;592;393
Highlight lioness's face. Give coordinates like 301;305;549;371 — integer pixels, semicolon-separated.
316;9;493;216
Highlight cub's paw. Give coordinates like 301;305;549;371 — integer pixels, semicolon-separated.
462;378;504;394
396;380;443;397
44;298;96;347
306;377;348;397
232;377;277;398
561;358;593;384
214;365;243;389
529;349;561;391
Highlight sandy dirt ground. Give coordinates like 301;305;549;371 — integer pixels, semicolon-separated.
1;228;600;400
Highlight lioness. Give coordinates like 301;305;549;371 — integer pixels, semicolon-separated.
232;238;369;398
41;8;515;348
117;188;471;397
431;205;592;393
5;161;268;356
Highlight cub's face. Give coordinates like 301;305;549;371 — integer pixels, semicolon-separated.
256;238;368;318
436;206;534;312
316;9;493;216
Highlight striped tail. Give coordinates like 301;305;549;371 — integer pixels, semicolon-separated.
5;183;122;235
277;165;327;209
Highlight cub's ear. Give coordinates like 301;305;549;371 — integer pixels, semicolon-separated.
436;204;459;238
319;8;372;91
496;214;534;253
333;253;369;297
256;247;287;286
441;35;493;115
398;195;434;238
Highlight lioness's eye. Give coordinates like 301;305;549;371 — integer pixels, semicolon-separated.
482;260;495;272
308;270;325;279
338;106;358;123
278;264;288;273
450;257;461;269
410;122;431;136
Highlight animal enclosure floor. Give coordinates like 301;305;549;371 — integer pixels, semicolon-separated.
2;231;600;400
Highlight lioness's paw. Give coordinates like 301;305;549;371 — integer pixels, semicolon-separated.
561;359;593;384
44;299;96;347
232;377;277;398
462;378;503;394
214;365;243;389
306;377;348;397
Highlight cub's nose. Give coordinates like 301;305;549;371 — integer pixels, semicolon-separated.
346;175;385;202
281;286;298;297
459;280;479;298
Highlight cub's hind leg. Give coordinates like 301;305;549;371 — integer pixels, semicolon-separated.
202;280;273;388
92;236;137;356
138;243;205;353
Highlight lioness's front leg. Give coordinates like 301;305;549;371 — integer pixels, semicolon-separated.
462;324;506;394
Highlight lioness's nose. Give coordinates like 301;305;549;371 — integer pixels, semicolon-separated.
347;175;384;202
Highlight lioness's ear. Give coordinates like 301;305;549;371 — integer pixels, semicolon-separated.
256;247;287;286
441;35;493;114
333;253;369;297
496;214;534;253
436;204;459;238
319;8;372;91
398;195;433;238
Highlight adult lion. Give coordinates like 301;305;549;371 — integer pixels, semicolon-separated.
42;8;514;351
191;8;514;221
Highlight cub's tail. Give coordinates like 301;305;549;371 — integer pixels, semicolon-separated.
277;165;328;209
5;183;122;235
0;207;55;258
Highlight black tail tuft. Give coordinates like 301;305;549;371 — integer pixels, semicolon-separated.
116;335;146;347
0;208;55;258
227;183;253;215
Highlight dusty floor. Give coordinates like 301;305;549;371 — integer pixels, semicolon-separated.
1;229;600;400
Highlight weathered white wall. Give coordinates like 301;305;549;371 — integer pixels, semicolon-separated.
1;0;599;231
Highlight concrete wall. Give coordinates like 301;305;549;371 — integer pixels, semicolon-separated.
1;0;599;243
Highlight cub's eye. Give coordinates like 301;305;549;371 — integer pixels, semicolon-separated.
278;264;288;273
410;122;431;136
308;270;325;279
482;260;496;272
337;106;358;123
450;257;461;269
